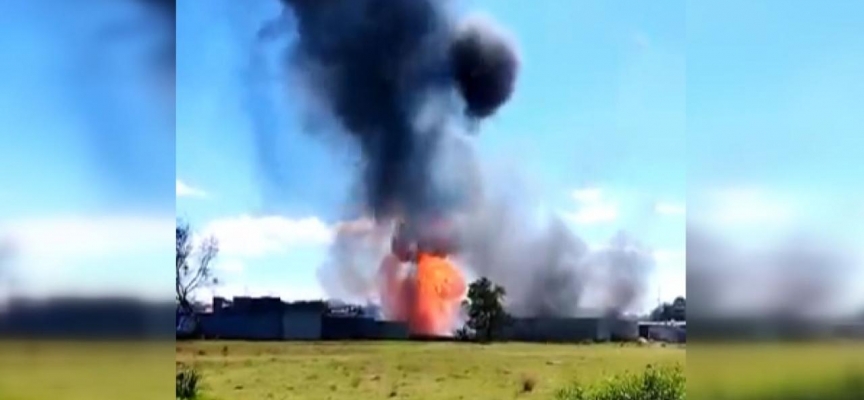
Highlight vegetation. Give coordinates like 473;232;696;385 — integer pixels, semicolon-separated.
176;341;683;400
461;277;510;342
555;364;684;400
176;367;201;399
9;340;861;399
650;296;686;322
176;220;219;316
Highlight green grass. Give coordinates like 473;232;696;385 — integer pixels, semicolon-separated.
4;340;861;399
176;341;684;400
555;364;685;400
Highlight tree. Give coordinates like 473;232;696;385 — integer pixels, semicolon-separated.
462;277;510;342
650;296;685;322
176;220;219;316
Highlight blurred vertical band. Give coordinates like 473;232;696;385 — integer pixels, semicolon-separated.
0;0;176;399
687;0;864;398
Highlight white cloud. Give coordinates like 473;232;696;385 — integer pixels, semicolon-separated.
565;188;619;224
200;215;333;258
654;202;686;216
176;179;207;198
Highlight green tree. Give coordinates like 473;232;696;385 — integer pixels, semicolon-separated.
462;277;510;342
650;296;686;322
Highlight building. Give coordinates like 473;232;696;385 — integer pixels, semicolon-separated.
196;297;408;341
320;315;409;340
199;297;329;340
502;317;611;342
639;321;686;343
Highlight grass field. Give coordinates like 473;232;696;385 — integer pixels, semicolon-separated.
3;340;861;399
176;341;684;400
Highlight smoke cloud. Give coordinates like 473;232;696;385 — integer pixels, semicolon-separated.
269;0;653;317
278;0;518;219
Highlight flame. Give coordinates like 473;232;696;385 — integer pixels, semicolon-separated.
377;252;466;336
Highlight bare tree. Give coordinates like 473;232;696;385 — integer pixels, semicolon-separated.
176;220;219;315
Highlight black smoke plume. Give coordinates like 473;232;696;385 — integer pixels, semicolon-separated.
270;0;654;316
275;0;518;219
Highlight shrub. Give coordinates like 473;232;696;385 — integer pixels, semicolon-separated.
176;367;201;400
556;364;685;400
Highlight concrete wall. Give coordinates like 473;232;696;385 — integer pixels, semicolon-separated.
609;318;639;341
321;316;376;340
283;310;322;340
200;312;283;340
375;321;409;339
639;323;685;343
502;318;610;342
321;317;409;340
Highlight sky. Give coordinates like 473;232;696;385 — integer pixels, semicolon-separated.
2;0;861;315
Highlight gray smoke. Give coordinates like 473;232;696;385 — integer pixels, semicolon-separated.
316;219;392;303
453;185;654;317
274;0;653;316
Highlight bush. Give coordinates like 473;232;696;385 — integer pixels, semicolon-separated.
176;367;201;400
555;364;685;400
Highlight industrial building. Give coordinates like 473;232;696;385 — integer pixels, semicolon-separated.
197;297;328;340
189;297;649;343
502;317;610;342
500;315;640;343
194;296;409;341
638;321;686;343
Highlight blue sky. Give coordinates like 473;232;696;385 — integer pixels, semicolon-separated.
176;0;686;313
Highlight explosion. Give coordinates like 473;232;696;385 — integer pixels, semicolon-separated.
377;219;466;336
266;0;654;334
